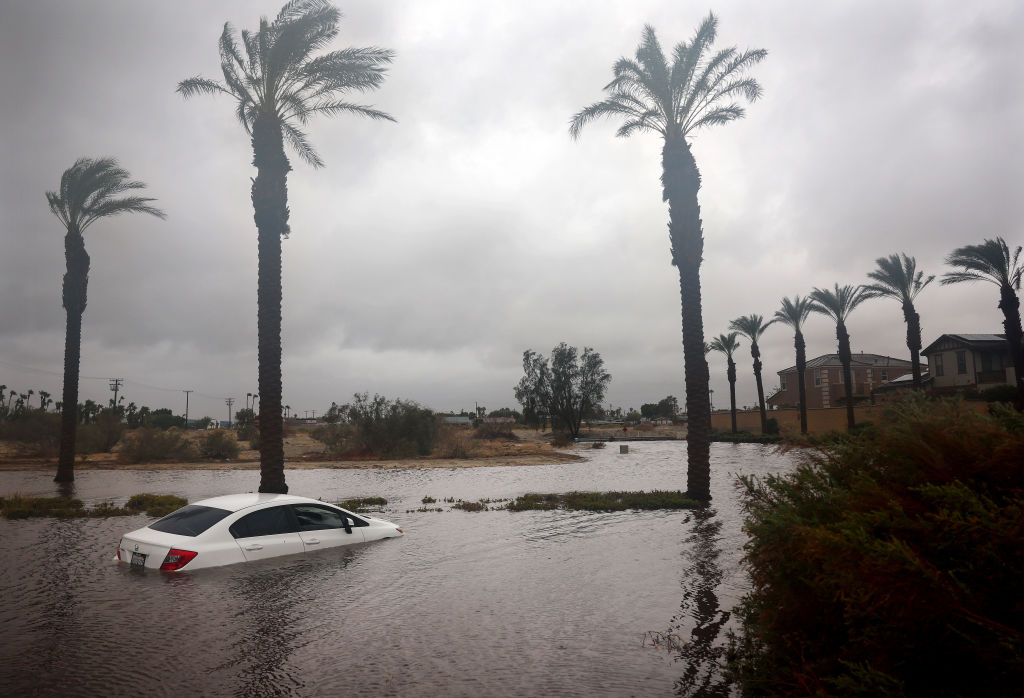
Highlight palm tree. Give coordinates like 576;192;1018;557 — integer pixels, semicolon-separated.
46;157;164;483
941;238;1024;410
570;14;766;501
179;0;395;493
709;332;741;433
729;314;774;433
809;284;871;430
774;296;813;434
862;254;934;388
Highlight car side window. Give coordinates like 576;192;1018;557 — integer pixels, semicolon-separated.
229;506;298;539
292;504;352;531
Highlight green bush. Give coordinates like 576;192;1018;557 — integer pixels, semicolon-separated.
311;423;350;455
77;411;124;453
765;417;780;435
728;397;1024;696
0;493;186;519
199;430;240;460
118;428;197;463
0;411;60;456
982;384;1018;403
319;393;439;459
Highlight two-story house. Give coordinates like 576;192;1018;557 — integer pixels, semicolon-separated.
766;353;916;409
920;334;1017;393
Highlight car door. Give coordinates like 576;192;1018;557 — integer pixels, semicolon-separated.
229;505;305;562
291;503;365;550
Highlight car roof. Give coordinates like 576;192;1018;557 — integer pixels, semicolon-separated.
192;493;327;513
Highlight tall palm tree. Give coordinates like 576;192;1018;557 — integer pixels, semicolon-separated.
863;253;934;388
942;238;1024;410
570;14;766;501
179;0;395;493
729;314;774;433
774;296;813;434
709;332;741;433
809;284;871;430
46;157;165;483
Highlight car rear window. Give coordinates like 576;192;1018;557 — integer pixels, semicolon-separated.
149;505;232;537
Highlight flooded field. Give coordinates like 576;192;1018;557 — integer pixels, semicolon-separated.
0;442;797;696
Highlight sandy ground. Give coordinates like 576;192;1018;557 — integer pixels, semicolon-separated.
0;424;686;473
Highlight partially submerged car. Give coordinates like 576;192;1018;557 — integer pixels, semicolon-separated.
117;493;403;571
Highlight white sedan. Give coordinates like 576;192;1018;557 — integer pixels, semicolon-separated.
117;493;403;571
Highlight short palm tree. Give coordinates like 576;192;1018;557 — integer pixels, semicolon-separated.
809;284;871;430
863;254;934;388
179;0;395;493
729;314;774;433
774;296;813;434
709;332;741;433
46;157;165;483
570;14;765;501
942;238;1024;410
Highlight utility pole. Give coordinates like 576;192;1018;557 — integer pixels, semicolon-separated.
183;390;193;428
109;378;123;410
225;397;235;428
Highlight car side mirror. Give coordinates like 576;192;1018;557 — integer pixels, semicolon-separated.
342;518;352;534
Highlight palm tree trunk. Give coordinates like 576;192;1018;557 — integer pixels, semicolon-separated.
795;331;808;435
751;341;767;432
664;136;711;501
903;302;923;389
837;321;855;429
997;284;1024;411
727;357;737;433
251;116;290;494
56;229;89;483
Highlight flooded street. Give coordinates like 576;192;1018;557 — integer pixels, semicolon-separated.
1;442;796;696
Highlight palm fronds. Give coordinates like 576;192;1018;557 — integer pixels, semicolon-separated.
863;253;934;303
942;238;1023;290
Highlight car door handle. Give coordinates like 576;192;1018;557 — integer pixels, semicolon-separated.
244;543;263;551
305;538;321;545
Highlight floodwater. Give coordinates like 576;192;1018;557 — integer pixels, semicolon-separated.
0;442;797;697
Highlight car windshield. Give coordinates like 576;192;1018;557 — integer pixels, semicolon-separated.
148;505;232;537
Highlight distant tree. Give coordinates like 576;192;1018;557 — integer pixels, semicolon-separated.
710;332;742;433
234;408;256;427
774;296;813;434
729;314;774;433
514;344;611;438
149;408;185;431
193;416;215;430
487;407;522;422
46;157;164;482
514;349;552;429
941;238;1024;410
571;14;765;501
810;284;871;429
863;253;934;389
179;0;395;494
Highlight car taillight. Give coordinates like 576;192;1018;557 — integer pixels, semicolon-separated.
160;549;198;571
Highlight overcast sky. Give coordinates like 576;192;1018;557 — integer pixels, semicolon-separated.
1;0;1022;421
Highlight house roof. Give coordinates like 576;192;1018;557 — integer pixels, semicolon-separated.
777;353;914;375
872;371;932;391
921;333;1007;355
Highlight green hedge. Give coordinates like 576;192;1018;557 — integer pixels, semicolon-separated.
728;397;1024;695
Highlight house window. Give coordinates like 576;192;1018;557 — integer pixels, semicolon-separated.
956;351;967;375
933;354;944;377
814;369;822;386
881;369;888;381
780;375;787;391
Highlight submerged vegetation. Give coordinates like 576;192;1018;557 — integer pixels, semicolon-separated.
338;496;387;513
507;490;700;512
1;493;186;519
728;397;1024;695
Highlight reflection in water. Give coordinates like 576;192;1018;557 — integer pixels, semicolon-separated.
673;507;733;698
56;480;76;500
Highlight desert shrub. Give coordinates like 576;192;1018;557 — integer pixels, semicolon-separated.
434;426;472;458
311;423;350;455
118;428;197;463
236;424;258;442
0;411;60;456
728;397;1024;696
1;495;85;519
472;422;518;440
345;393;438;458
591;441;606;449
199;430;240;459
765;417;780;435
77;411;125;453
453;499;486;512
550;432;572;447
422;496;436;504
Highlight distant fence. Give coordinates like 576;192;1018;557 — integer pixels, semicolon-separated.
710;401;991;436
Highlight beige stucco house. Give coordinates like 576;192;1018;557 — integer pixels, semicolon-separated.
920;334;1017;393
